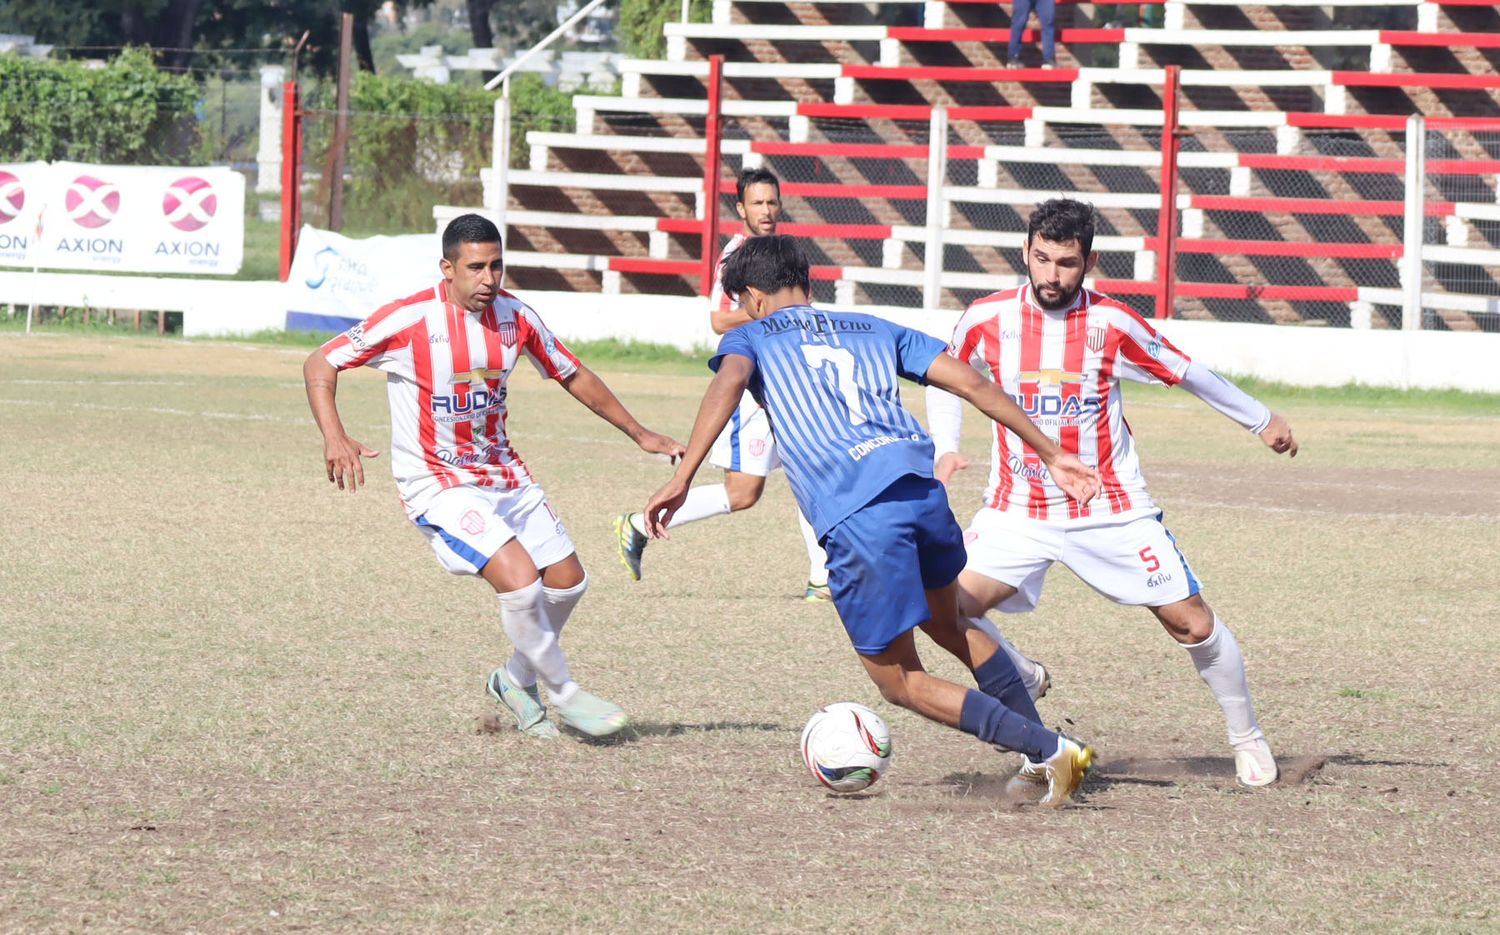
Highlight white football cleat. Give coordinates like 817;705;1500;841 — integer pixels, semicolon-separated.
1233;739;1279;788
1030;661;1051;702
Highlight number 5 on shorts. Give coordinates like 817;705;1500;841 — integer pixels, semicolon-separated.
1139;547;1161;573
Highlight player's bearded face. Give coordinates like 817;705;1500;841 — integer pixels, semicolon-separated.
1025;236;1095;310
442;241;506;313
736;183;782;236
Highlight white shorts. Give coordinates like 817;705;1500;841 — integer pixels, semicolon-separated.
413;483;575;576
708;392;780;477
963;508;1201;612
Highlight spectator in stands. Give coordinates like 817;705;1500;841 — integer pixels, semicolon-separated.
1007;0;1057;69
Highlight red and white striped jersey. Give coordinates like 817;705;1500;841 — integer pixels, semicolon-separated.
707;234;748;313
939;283;1191;524
320;280;580;519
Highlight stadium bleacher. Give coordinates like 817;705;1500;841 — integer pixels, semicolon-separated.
485;0;1500;328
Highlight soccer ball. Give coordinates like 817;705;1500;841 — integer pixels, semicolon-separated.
800;702;893;793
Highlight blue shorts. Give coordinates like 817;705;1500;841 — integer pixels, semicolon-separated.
821;474;967;656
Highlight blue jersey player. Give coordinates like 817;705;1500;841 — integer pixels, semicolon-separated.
644;236;1106;806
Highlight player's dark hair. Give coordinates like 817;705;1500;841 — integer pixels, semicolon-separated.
1026;198;1096;255
721;234;810;297
736;167;780;203
442;213;502;260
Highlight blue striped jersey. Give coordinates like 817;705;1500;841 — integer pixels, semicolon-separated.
710;304;947;537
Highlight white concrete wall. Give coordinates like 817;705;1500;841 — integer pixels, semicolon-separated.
527;291;1500;394
3;273;1497;394
1154;318;1500;394
0;271;286;336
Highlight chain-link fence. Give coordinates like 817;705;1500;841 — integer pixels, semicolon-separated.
502;109;697;295
506;106;1500;329
1174;127;1405;328
299;106;489;234
1421;124;1500;333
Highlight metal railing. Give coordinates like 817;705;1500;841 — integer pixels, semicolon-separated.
483;0;611;242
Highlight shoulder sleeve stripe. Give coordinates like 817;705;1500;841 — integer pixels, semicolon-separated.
517;302;580;381
321;290;433;370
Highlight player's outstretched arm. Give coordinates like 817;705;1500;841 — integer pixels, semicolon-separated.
1259;411;1298;457
925;355;1102;504
643;354;754;538
1176;362;1297;458
303;351;380;493
558;364;686;462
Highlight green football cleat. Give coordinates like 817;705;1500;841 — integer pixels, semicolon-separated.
486;667;559;738
804;581;833;603
554;688;629;738
614;513;648;582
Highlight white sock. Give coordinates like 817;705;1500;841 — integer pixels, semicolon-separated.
629;484;732;536
498;579;576;700
508;575;589;687
967;615;1046;701
798;509;829;587
1182;614;1265;748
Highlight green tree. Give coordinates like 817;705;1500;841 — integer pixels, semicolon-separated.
0;48;199;163
617;0;710;60
0;0;436;75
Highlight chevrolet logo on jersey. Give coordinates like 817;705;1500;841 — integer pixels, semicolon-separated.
451;368;504;385
1017;369;1087;386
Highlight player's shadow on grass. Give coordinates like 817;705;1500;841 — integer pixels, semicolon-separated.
478;715;786;744
1325;754;1446;769
1091;754;1328;788
564;720;787;747
626;720;788;740
938;754;1330;801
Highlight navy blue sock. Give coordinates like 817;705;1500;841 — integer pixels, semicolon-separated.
973;649;1041;724
957;689;1059;762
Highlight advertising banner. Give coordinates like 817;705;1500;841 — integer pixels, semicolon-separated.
0;161;244;275
0;162;47;268
284;225;442;332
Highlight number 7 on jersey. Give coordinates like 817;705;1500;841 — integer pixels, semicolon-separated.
801;345;868;426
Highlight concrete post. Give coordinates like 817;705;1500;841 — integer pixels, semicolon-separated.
1401;114;1426;331
256;66;285;195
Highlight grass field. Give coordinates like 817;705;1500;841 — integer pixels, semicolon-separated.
3;332;1499;933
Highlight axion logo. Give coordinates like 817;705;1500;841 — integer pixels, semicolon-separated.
162;176;216;231
66;175;120;229
0;172;23;225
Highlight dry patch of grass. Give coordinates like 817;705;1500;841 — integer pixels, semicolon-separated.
2;334;1498;933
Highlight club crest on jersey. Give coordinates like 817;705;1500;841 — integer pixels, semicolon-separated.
495;319;517;345
1086;327;1106;353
